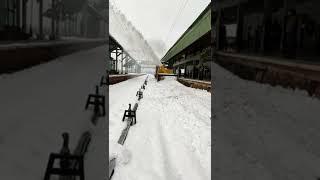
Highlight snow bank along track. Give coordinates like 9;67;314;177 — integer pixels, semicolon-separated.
177;78;211;92
108;76;149;180
215;51;320;97
0;39;107;74
43;71;107;180
109;74;144;85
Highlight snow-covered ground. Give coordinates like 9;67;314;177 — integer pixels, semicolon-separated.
109;75;211;180
0;46;107;179
0;37;106;50
212;62;320;180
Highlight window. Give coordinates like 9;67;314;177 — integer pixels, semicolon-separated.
0;0;16;27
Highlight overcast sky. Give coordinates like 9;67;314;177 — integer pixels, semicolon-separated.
110;0;211;58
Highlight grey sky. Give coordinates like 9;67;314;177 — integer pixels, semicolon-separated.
110;0;211;58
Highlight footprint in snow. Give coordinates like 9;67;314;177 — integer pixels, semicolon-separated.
118;148;132;165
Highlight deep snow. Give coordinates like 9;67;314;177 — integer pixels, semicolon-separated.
212;62;320;180
109;75;211;180
0;46;107;180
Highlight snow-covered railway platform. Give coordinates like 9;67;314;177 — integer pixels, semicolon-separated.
0;46;107;180
109;75;211;180
0;38;107;74
213;62;320;180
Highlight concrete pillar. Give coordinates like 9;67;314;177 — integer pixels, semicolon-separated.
51;0;55;39
55;0;60;38
74;14;77;36
29;0;35;35
216;10;222;50
236;3;244;52
211;1;215;52
125;56;128;74
16;0;20;28
22;0;27;33
39;0;43;39
261;0;272;52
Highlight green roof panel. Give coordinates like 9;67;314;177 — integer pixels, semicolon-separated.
161;5;211;63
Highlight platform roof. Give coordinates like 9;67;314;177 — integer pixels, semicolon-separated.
109;35;135;62
87;4;108;22
161;3;211;63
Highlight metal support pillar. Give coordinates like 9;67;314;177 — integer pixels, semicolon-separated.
22;0;27;33
39;0;43;39
121;50;124;74
51;0;56;39
261;0;272;52
55;0;60;38
16;0;21;28
236;3;244;52
192;61;196;79
74;14;78;36
115;48;118;73
216;9;222;50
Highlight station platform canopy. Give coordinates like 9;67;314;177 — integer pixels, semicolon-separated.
109;35;135;60
161;3;211;63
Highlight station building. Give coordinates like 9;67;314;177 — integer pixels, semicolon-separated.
161;3;212;81
0;0;107;41
213;0;320;96
214;0;320;59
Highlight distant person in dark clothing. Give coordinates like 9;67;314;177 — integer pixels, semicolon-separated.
285;9;298;58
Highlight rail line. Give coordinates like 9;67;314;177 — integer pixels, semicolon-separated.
108;75;149;180
215;51;320;97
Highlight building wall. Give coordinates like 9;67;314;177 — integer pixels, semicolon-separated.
217;0;320;57
0;0;106;40
0;0;18;28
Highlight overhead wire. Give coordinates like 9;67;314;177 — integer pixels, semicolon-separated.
163;0;190;45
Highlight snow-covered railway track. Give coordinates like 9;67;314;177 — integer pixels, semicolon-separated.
109;76;148;180
215;51;320;97
109;76;210;180
117;119;133;145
